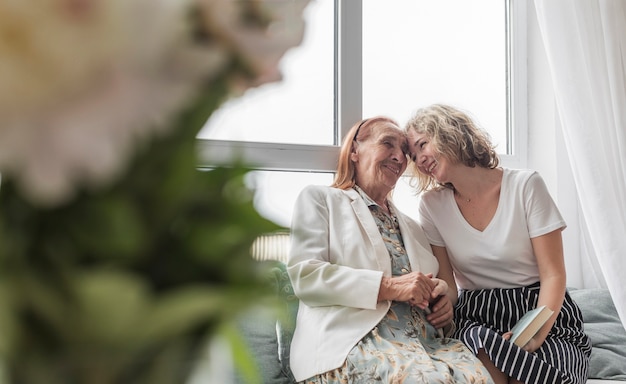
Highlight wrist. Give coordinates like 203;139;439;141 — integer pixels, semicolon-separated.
378;276;393;301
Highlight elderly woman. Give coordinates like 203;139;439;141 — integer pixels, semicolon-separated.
286;116;494;383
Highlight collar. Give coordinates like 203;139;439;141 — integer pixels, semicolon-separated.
353;185;389;211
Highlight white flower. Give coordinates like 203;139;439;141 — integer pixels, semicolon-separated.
0;0;309;206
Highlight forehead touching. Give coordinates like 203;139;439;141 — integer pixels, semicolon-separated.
406;131;433;161
408;129;429;144
367;123;408;155
371;123;405;141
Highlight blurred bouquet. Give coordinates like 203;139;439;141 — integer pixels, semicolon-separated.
0;0;309;383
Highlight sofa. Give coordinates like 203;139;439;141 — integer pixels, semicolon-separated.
235;261;626;383
569;288;626;383
234;261;297;384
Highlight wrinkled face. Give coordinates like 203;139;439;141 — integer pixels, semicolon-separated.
407;129;450;184
351;123;408;193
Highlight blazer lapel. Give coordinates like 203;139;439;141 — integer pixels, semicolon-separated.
344;189;391;274
389;199;432;274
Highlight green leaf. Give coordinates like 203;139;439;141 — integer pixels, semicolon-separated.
219;322;262;384
137;285;260;344
69;270;152;348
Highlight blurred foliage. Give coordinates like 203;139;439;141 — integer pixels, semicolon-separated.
0;82;282;384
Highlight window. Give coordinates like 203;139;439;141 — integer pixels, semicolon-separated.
362;1;506;150
197;0;334;146
245;171;334;227
197;0;526;225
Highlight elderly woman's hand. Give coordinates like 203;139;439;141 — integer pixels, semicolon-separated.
378;271;435;309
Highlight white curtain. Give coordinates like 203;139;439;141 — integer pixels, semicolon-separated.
534;0;626;329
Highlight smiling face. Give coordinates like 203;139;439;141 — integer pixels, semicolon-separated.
407;129;451;184
404;104;501;192
351;122;408;199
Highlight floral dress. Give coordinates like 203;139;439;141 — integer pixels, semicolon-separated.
304;189;494;384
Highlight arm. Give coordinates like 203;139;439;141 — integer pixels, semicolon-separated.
522;229;566;352
431;245;458;306
287;187;386;310
424;245;457;330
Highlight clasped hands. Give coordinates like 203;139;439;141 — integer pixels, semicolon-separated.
379;272;453;329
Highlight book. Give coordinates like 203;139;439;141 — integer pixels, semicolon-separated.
509;305;554;347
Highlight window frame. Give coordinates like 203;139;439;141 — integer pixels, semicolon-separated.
197;0;527;172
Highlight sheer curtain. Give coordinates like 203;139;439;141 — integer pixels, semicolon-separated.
534;0;626;329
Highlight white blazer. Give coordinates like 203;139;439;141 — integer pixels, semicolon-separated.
287;185;438;381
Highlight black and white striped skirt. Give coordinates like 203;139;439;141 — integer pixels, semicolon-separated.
454;283;592;384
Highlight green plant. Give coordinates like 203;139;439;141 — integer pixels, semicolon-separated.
0;90;283;384
0;1;310;382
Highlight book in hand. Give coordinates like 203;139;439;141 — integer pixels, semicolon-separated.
509;305;554;347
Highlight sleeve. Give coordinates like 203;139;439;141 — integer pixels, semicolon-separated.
524;172;567;238
417;194;446;247
286;186;382;309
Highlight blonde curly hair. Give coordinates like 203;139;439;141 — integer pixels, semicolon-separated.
405;104;499;193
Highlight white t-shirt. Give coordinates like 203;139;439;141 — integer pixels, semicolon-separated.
418;168;566;290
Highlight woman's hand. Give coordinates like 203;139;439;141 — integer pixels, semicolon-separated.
425;278;453;329
429;277;448;299
502;331;543;353
378;271;435;309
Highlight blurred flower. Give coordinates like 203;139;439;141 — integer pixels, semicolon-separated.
0;0;309;206
0;0;311;383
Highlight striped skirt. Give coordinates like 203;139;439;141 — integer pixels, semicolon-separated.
454;283;592;384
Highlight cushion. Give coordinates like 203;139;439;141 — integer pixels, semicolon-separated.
569;288;626;380
234;260;295;384
270;262;299;383
235;306;288;384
